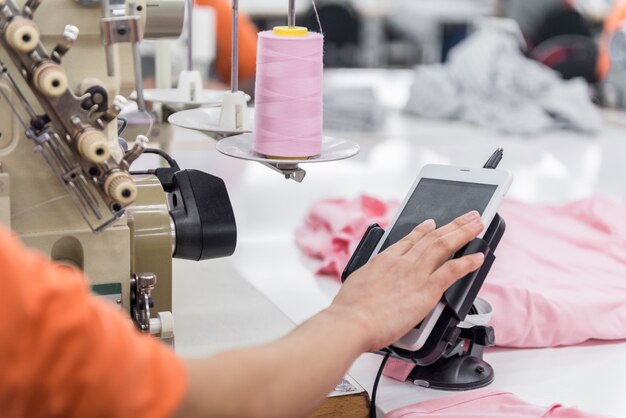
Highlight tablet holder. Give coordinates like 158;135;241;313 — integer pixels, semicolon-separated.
341;214;506;391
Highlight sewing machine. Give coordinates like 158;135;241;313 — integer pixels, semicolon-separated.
0;0;236;342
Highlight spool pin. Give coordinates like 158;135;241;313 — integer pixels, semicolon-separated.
5;17;40;53
104;172;138;206
33;63;68;97
76;129;110;164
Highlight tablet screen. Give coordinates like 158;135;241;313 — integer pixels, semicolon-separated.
380;178;497;251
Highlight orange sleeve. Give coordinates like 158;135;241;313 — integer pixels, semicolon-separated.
195;0;258;84
0;227;186;418
597;0;626;80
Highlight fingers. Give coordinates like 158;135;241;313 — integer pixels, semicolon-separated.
429;211;481;241
429;252;486;292
384;219;436;256
407;211;484;270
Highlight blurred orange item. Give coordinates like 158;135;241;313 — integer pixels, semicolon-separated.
0;225;186;418
195;0;258;84
597;0;626;80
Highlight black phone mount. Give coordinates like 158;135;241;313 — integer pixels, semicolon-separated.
341;214;506;391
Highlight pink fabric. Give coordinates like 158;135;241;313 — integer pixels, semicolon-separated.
295;196;400;276
295;195;626;348
383;357;415;382
382;357;415;382
384;390;612;418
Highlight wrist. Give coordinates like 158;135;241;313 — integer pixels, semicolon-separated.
322;305;376;354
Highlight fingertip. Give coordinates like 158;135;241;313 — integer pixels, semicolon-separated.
420;218;436;230
470;218;485;234
462;210;480;222
470;252;485;266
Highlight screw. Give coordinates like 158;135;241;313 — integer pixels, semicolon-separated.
476;366;485;374
137;272;157;291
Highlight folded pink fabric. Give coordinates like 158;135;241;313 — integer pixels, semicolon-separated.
295;195;400;276
295;196;626;348
384;390;612;418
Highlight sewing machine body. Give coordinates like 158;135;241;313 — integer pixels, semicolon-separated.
0;0;182;334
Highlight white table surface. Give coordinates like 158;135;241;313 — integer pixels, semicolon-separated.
167;69;626;417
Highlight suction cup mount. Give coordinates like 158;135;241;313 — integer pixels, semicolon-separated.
405;324;495;391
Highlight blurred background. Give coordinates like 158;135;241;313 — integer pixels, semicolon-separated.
140;0;626;135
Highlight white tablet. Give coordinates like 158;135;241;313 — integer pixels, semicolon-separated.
370;164;512;352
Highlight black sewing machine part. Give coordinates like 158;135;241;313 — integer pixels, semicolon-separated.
129;147;237;262
167;169;237;261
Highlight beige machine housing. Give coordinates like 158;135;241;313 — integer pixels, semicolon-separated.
0;0;181;327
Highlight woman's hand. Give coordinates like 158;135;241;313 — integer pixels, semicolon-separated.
330;211;486;352
174;211;487;418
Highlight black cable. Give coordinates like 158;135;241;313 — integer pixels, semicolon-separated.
129;170;154;175
370;350;391;418
141;148;180;170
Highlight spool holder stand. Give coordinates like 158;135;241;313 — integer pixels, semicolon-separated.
341;214;506;391
262;161;306;182
169;0;359;182
214;133;360;183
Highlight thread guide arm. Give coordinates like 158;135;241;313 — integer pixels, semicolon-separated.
0;0;146;231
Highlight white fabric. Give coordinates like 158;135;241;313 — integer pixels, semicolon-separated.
458;297;493;329
405;28;603;135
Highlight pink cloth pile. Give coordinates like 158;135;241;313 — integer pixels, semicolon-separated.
295;195;626;348
384;390;611;418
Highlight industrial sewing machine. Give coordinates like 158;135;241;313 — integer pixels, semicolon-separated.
0;0;236;341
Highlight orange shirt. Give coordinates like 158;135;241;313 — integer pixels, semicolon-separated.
0;227;186;418
195;0;258;84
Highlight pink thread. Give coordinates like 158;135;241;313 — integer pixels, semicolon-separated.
253;31;324;157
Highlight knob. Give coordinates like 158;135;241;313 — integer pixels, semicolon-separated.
33;63;68;97
5;17;40;53
104;171;138;206
76;129;110;164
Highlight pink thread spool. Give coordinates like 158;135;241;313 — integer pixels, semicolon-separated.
253;28;324;158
